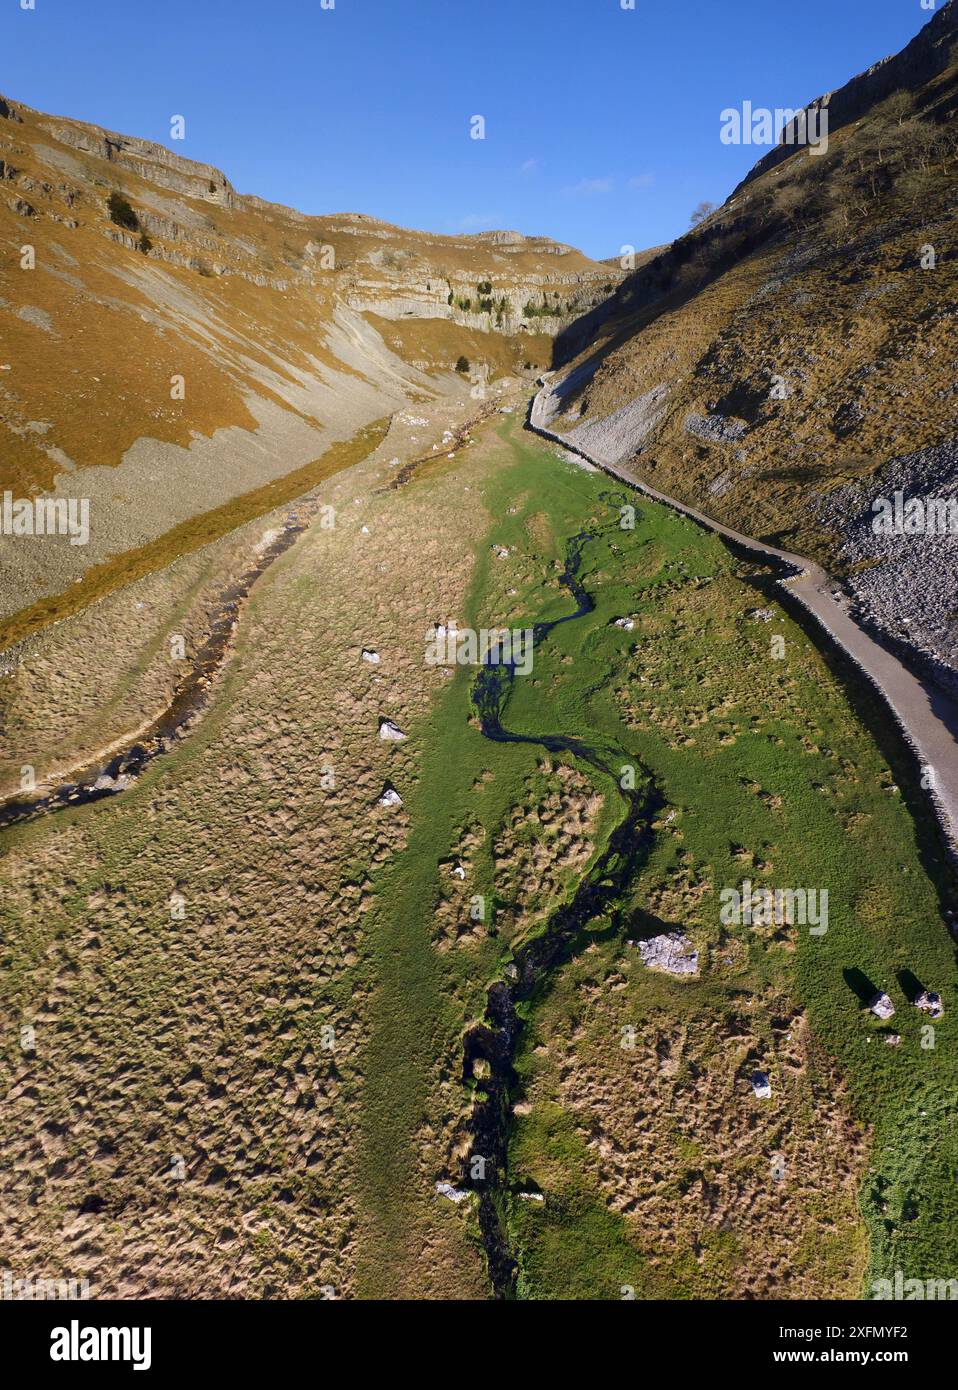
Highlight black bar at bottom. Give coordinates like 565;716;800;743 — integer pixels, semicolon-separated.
1;1296;952;1375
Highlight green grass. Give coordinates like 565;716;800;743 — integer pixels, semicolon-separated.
376;417;958;1298
510;1103;667;1301
5;408;954;1301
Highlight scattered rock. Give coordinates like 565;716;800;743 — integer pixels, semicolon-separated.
634;932;699;976
811;439;958;693
378;719;407;741
435;1181;470;1204
869;991;896;1020
92;774;132;795
915;991;944;1019
684;411;748;445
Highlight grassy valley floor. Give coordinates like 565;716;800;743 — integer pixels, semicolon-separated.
1;409;955;1299
362;416;958;1298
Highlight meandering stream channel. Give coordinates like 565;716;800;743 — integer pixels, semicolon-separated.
3;396;957;1297
529;386;958;864
463;526;662;1298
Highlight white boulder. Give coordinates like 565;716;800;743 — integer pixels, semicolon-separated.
635;932;699;976
869;992;896;1020
436;1181;470;1204
915;991;944;1019
750;1071;772;1100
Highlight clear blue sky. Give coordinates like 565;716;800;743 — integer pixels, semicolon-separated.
1;0;936;259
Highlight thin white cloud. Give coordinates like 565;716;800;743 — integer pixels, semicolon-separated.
627;173;655;190
455;212;499;230
563;176;615;197
520;158;538;175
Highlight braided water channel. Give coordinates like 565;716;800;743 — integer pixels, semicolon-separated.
461;526;664;1298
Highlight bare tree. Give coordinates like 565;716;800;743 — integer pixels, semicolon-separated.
689;200;718;228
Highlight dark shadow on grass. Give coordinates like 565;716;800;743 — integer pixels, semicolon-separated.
736;564;958;934
896;968;925;1004
844;967;880;1007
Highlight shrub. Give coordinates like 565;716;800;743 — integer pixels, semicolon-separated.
107;191;139;232
455;355;470;373
138;232;152;255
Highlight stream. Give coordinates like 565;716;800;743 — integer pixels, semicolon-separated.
528;385;958;864
462;526;662;1298
1;480;660;1298
0;500;321;830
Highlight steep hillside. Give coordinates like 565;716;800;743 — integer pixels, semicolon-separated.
538;1;958;694
0;94;619;639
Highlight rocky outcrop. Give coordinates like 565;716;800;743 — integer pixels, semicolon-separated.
38;117;235;207
344;246;618;337
634;932;700;975
734;0;958;193
0;87;619;634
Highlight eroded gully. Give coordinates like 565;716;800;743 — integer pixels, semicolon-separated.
0;500;320;830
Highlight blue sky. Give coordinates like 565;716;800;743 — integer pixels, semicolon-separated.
1;0;936;259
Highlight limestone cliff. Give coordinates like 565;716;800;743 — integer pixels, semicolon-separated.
0;93;619;631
